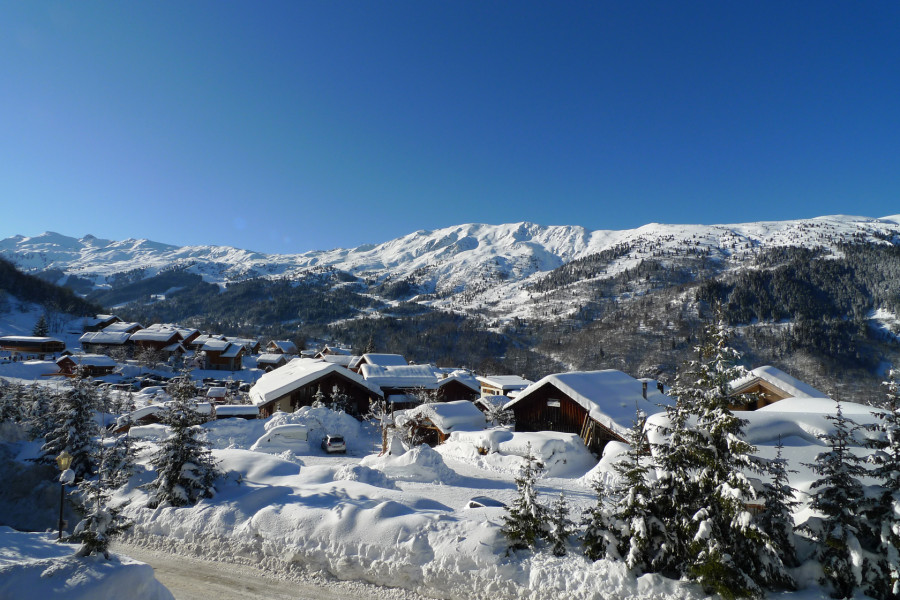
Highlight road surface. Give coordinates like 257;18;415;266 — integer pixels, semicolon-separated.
112;542;426;600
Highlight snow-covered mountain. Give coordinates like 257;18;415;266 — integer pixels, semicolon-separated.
2;215;899;321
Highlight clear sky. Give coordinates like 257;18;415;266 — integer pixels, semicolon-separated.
1;2;898;254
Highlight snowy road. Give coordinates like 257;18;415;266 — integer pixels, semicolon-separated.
112;543;427;600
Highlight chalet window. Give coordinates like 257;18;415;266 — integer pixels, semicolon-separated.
547;399;561;407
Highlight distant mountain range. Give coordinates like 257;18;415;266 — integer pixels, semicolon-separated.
3;214;900;402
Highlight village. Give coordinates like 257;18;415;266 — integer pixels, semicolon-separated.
0;313;836;457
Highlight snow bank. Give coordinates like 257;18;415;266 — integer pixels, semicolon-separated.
360;444;459;484
266;407;366;451
0;527;173;600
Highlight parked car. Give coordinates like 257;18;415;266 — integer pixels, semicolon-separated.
249;424;310;454
320;434;346;454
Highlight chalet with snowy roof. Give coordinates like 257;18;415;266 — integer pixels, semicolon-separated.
206;386;228;402
79;330;132;355
399;400;486;446
476;375;533;399
213;405;259;420
201;340;244;371
249;358;383;418
56;353;117;377
100;321;143;335
349;353;408;373
188;334;226;352
729;365;829;410
316;345;352;357
435;371;481;402
320;353;358;368
227;337;261;354
0;336;66;360
504;370;674;455
173;327;200;347
130;327;183;351
256;353;288;372
81;314;120;332
266;340;298;355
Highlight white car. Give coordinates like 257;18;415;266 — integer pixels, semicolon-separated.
320;434;346;454
250;424;310;453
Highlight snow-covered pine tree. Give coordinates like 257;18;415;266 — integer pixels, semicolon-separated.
547;492;575;556
24;383;54;440
0;379;22;423
581;473;619;561
865;368;900;599
609;410;668;572
330;386;350;413
804;401;870;599
311;385;327;408
145;372;219;508
40;376;99;480
101;420;138;490
32;314;49;337
655;315;792;597
67;457;131;559
756;436;800;570
501;444;547;553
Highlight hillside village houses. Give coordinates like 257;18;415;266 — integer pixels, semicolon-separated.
4;312;837;461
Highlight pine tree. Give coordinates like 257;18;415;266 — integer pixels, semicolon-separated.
501;445;547;553
23;383;54;440
32;314;49;337
67;455;131;559
102;423;138;490
145;372;219;508
581;475;619;562
547;492;575;556
311;385;327;408
41;377;99;480
611;410;668;572
804;402;869;599
866;368;900;599
756;436;800;570
330;387;350;413
0;379;22;423
651;316;791;597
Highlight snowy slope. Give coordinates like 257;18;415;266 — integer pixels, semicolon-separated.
3;215;899;320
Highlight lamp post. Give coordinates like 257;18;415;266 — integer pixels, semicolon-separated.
55;450;73;540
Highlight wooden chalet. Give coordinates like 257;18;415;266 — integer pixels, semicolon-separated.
249;358;383;418
0;336;66;360
227;337;261;354
348;353;408;373
476;375;532;398
82;314;120;333
399;400;486;446
201;340;244;371
129;327;183;352
729;365;830;410
56;354;117;377
256;353;288;372
266;340;298;355
504;370;673;455
316;345;353;358
79;330;132;355
100;321;143;335
188;334;226;352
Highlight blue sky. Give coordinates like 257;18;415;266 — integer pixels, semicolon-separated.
1;2;898;254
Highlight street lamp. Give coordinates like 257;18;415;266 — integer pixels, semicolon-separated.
55;450;73;540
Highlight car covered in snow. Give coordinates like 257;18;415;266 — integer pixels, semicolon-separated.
249;424;310;453
321;434;346;454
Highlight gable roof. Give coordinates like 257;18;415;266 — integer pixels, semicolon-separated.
79;331;131;345
438;371;480;392
359;364;440;389
101;321;143;333
130;328;181;343
731;365;829;400
504;370;674;438
267;340;298;354
359;353;409;367
256;353;287;365
403;400;486;434
57;353;117;368
249;358;383;406
476;375;533;390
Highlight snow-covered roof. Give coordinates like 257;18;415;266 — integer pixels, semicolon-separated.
161;342;185;353
214;405;259;417
360;364;440;389
220;343;243;358
476;375;533;390
256;353;287;364
505;370;673;438
320;354;357;367
57;353;117;367
320;345;352;356
100;321;142;333
207;386;227;398
731;365;829;400
0;336;64;344
268;340;298;354
79;331;131;345
130;328;181;342
201;339;231;352
360;353;409;367
193;334;227;346
405;400;486;434
438;371;480;392
249;358;383;406
475;395;510;410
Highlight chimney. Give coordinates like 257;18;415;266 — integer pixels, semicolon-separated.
641;381;648;399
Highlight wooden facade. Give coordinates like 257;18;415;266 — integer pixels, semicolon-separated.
729;379;790;411
508;381;626;455
0;336;66;359
257;371;376;419
435;379;480;402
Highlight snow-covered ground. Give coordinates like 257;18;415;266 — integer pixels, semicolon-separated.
0;362;888;599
